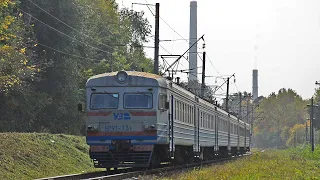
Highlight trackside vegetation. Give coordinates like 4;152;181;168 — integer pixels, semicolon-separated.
163;146;320;180
0;133;101;180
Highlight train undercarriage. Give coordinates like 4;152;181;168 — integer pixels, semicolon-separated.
89;144;250;170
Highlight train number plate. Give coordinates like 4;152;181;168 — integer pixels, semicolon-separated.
105;125;132;131
90;145;109;152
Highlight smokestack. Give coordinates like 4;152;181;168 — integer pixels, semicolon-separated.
188;1;197;83
252;69;258;100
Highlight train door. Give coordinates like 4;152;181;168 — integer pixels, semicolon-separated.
227;115;231;154
193;105;200;157
237;119;240;154
168;94;174;159
214;108;219;154
244;125;247;150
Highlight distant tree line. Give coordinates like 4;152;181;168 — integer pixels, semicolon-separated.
0;0;153;134
253;88;320;148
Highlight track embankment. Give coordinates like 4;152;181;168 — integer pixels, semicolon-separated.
0;133;101;180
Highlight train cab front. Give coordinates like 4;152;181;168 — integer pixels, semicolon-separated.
85;71;166;169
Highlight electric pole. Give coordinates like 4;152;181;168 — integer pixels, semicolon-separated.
237;93;242;154
201;51;206;98
225;77;230;113
311;97;314;152
153;3;160;74
306;119;308;142
251;106;254;148
245;96;249;150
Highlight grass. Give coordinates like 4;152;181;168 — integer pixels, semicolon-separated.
0;133;102;180
161;146;320;180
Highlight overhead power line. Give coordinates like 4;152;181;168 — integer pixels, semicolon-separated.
36;42;100;61
27;0;114;49
17;35;100;61
18;8;113;55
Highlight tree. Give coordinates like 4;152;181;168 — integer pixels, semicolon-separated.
0;0;39;94
0;0;153;134
313;88;320;130
253;88;308;148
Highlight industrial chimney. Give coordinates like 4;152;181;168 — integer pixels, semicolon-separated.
252;69;258;100
188;1;197;83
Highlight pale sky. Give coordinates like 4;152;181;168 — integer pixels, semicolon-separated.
116;0;320;99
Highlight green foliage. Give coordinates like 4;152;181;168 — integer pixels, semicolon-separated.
0;0;39;93
254;88;308;148
0;0;152;134
313;88;320;129
0;133;101;180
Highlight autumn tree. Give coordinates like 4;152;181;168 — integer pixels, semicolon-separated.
253;88;308;148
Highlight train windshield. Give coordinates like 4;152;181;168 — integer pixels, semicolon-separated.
90;93;119;109
124;93;153;109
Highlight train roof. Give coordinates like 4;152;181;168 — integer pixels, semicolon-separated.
86;71;167;88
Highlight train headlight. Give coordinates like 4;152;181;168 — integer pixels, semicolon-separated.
116;71;128;83
88;124;99;131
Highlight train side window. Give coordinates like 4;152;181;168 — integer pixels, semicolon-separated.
179;102;182;122
234;124;236;134
184;104;187;123
191;107;194;124
208;115;210;129
206;114;210;129
203;112;205;128
182;103;185;122
178;101;180;121
188;106;191;124
158;94;167;110
176;100;179;121
174;100;177;120
230;123;233;134
208;114;210;129
188;106;190;124
204;113;206;128
232;123;234;133
204;113;208;128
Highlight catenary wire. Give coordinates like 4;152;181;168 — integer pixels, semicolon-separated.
18;8;113;55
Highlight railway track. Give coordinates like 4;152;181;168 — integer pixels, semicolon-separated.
37;153;251;180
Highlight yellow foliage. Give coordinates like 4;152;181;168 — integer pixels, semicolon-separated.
291;124;305;133
20;48;26;54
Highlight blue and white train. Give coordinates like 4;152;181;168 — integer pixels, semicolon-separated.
81;71;250;169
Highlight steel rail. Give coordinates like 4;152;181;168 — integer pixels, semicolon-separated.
37;153;251;180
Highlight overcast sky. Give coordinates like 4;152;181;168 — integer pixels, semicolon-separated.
116;0;320;99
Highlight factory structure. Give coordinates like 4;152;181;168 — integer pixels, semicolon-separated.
252;69;258;101
188;0;198;83
186;0;261;116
